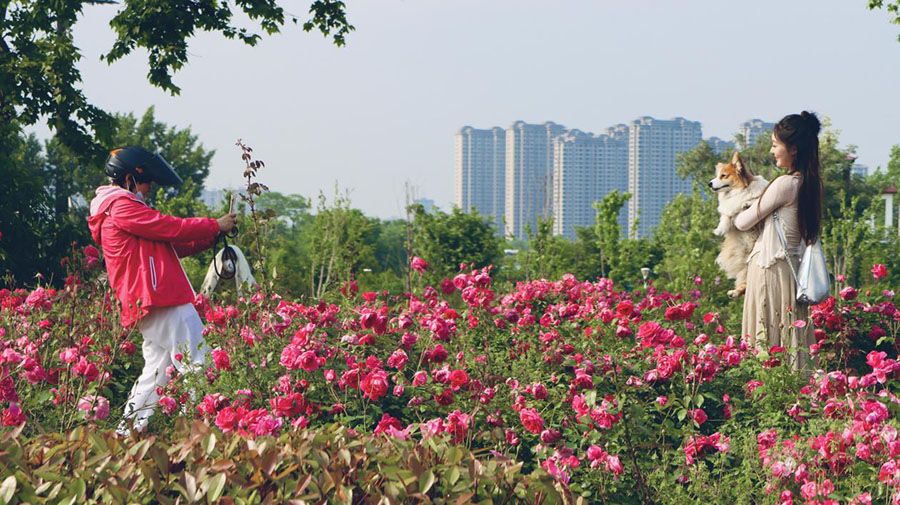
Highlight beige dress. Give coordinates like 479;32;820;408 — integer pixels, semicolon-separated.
734;174;815;372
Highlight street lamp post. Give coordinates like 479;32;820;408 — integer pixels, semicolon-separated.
640;267;650;288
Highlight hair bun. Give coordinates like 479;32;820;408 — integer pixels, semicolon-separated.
800;110;821;134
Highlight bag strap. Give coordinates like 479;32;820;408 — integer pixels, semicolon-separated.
772;211;801;287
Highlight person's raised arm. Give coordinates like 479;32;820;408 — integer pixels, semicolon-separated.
109;197;233;243
734;176;799;231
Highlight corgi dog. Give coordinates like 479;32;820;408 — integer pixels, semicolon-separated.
708;151;768;298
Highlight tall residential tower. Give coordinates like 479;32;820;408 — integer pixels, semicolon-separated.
505;121;567;240
738;119;776;149
627;117;702;238
552;125;629;239
454;126;507;232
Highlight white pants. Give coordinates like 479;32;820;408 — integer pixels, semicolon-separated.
118;303;208;433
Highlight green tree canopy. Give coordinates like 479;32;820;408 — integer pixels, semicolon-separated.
412;205;504;282
869;0;900;41
0;109;220;286
0;0;352;156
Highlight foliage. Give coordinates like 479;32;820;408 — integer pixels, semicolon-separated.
6;240;900;502
869;0;900;42
301;187;380;298
674;140;726;187
823;192;880;288
0;0;352;157
112;108;215;201
0;134;90;285
412;204;504;283
0;420;562;505
0;107;217;286
651;189;739;311
105;0;354;94
867;144;900;193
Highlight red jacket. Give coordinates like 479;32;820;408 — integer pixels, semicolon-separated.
88;185;220;327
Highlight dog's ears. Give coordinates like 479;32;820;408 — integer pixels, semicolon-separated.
731;151;744;172
732;151;755;179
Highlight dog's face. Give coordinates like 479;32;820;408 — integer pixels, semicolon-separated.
709;151;753;193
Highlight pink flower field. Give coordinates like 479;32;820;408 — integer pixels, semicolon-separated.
1;252;900;503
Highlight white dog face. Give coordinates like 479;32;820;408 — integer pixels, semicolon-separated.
709;151;750;193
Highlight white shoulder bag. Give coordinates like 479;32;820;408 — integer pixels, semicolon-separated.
772;211;831;305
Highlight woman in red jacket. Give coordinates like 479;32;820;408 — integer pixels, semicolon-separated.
88;146;236;436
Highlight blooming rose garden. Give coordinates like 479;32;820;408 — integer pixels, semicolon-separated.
1;249;899;504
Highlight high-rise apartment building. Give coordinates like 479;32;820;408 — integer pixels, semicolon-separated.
707;136;735;155
852;163;870;178
627;117;702;238
505;121;567;240
738;119;775;149
454;126;507;232
552;125;629;239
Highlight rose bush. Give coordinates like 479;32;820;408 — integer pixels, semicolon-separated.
1;250;900;503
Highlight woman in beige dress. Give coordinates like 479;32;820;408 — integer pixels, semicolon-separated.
734;111;824;372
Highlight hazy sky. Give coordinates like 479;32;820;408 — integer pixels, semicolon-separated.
29;1;900;219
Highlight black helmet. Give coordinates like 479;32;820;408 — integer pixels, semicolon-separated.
105;146;183;186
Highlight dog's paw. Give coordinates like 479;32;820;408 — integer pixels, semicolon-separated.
713;225;728;236
741;199;757;210
727;288;746;298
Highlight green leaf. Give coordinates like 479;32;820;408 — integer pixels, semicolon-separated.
207;473;226;502
677;408;688;422
0;476;16;504
72;478;86;501
446;445;462;465
381;466;402;480
418;470;435;495
447;466;460;485
203;432;217;455
36;390;54;404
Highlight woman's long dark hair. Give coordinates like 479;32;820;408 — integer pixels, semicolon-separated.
770;111;824;244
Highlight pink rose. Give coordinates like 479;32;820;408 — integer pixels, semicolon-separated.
692;408;707;425
158;396;178;415
387;349;409;370
605;454;623;475
410;256;428;274
120;341;136;355
872;264;888;280
73;358;99;382
440;278;455;294
449;369;469;390
298;350;321;372
540;429;562;444
429;344;448;363
212;349;232;370
360;370;389;401
215;406;238;432
520;408;544;434
840;286;858;301
76;395;110;421
2;404;25;426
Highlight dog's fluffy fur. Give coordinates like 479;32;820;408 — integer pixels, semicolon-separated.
709;152;768;298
